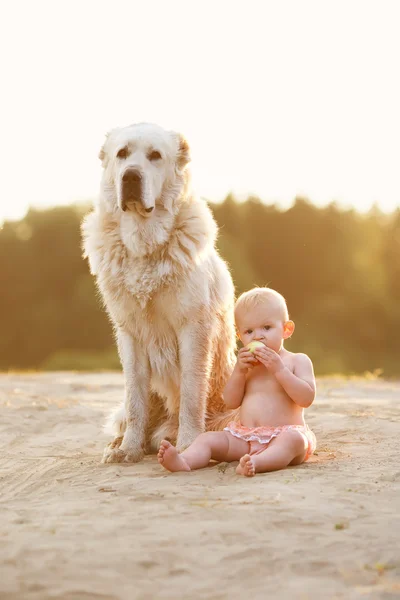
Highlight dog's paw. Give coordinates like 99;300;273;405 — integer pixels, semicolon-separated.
102;446;144;464
102;437;144;464
108;436;124;450
102;447;127;463
122;446;145;463
102;427;145;464
102;436;123;463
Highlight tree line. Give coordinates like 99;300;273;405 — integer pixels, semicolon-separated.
1;196;399;375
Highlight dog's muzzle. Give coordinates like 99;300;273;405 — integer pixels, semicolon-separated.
121;168;154;213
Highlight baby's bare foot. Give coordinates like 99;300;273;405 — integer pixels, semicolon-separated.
157;440;191;472
236;454;256;477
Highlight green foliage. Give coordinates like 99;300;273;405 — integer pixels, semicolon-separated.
41;346;120;371
1;199;399;375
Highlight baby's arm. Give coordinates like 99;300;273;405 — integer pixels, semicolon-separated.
223;348;256;409
275;353;316;408
223;367;247;409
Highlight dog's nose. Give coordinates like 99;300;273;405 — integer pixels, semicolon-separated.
122;169;142;184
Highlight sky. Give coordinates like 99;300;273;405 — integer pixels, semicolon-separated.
1;0;399;222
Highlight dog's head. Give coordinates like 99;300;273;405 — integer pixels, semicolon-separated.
99;122;191;218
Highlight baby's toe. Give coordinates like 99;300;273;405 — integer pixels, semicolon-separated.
158;440;169;453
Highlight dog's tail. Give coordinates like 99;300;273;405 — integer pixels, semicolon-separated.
205;307;239;431
103;392;167;440
206;407;240;431
103;402;126;437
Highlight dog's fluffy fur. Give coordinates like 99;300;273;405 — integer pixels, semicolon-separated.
82;123;237;463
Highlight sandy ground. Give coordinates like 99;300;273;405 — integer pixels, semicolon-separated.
1;373;399;600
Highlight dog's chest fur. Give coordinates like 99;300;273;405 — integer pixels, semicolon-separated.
82;200;217;344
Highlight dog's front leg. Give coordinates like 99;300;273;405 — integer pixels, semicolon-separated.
176;317;213;451
103;329;149;463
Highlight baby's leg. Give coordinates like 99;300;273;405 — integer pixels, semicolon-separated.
158;432;248;472
237;430;308;477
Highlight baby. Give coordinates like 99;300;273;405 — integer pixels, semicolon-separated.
158;287;316;477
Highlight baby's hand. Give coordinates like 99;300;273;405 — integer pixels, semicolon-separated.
236;347;258;374
253;346;285;374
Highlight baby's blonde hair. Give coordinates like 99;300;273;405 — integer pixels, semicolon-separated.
234;287;289;323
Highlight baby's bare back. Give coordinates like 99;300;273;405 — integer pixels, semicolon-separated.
240;353;305;427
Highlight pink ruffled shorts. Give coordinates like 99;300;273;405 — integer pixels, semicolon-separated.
224;422;316;461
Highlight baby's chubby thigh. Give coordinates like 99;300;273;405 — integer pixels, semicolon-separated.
223;431;251;462
262;428;309;465
189;430;249;463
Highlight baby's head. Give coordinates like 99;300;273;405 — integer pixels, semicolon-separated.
234;287;294;353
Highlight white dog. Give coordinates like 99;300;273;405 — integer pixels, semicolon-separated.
82;122;237;463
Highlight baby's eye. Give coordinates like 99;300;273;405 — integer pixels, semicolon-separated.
245;329;253;334
263;325;271;330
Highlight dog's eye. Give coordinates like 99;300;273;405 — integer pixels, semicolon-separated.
148;150;162;161
117;147;129;159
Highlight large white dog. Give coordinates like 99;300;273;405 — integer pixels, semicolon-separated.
82;122;237;463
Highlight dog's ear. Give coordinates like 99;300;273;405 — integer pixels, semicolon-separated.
98;132;110;165
175;133;191;172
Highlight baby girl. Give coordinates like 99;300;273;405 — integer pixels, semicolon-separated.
158;287;316;476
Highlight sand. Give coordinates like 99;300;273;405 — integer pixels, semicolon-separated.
1;372;399;600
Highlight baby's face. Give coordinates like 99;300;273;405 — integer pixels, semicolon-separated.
236;302;286;353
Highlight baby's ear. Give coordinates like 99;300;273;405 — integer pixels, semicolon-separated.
283;320;295;339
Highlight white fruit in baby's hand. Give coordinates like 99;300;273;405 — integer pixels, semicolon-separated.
247;341;264;353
